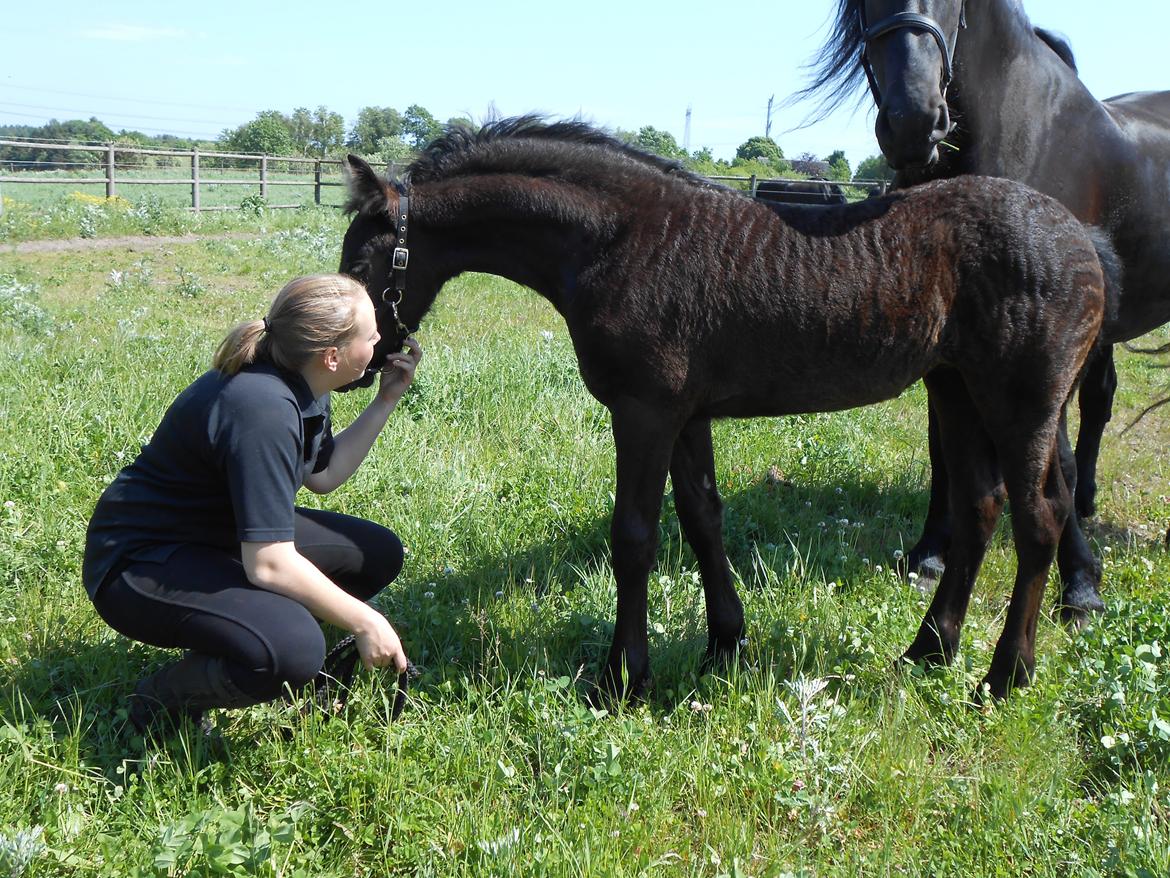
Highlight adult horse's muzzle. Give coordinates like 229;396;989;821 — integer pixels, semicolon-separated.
875;94;952;169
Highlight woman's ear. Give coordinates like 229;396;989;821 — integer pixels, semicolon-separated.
322;346;341;373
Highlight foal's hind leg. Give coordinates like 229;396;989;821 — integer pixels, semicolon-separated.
903;371;1005;667
983;435;1072;700
669;418;745;664
1055;413;1105;626
1073;346;1117;518
905;401;952;584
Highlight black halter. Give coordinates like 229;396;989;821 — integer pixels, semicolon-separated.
859;1;967;105
380;193;414;345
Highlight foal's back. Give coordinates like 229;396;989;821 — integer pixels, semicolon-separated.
616;175;1107;421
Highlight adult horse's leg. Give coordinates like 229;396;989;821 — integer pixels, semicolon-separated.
903;372;1005;666
1055;415;1106;626
1073;346;1117;518
669;417;745;663
905;401;952;584
983;432;1072;700
601;399;680;699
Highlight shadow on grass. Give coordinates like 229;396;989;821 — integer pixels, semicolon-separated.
377;470;936;715
3;630;235;778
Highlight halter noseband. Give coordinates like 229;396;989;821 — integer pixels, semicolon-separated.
859;1;967;105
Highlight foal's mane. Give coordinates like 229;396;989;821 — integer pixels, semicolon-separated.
404;115;718;191
796;0;1076;119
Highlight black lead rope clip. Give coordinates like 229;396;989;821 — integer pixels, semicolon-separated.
308;634;419;721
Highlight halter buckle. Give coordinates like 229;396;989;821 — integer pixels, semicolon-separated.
392;246;409;270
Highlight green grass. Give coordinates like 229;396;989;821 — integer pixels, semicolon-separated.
0;219;1168;876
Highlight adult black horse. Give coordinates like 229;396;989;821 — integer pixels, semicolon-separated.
339;117;1110;700
803;0;1170;619
754;179;848;206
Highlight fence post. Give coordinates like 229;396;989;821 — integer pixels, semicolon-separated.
106;145;116;199
191;148;201;212
749;174;757;197
260;155;268;201
314;159;322;205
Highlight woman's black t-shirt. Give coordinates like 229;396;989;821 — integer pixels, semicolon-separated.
82;363;334;597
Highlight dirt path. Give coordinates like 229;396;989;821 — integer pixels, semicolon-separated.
0;231;258;254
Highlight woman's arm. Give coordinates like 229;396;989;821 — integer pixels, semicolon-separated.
242;540;407;671
303;338;421;494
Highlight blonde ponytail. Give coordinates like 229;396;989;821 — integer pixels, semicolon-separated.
212;319;269;375
212;274;368;376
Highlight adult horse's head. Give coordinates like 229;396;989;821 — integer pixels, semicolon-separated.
802;1;967;170
861;0;967;168
336;156;421;391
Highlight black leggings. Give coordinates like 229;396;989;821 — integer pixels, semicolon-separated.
92;507;404;702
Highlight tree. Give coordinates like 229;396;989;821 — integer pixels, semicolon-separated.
735;136;785;166
402;104;441;148
309;106;345;156
854;153;895;182
632;126;686;160
823;149;852;181
348;106;404;152
289;107;315;155
221;111;295;156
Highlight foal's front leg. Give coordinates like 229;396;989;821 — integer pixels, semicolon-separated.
601;401;679;699
669;418;745;663
906;401;952;584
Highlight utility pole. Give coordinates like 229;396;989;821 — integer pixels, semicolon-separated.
765;95;775;140
683;105;692;153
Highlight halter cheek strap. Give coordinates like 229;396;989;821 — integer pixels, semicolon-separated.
381;194;414;339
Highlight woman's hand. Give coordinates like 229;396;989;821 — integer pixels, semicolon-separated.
351;606;409;672
376;337;422;406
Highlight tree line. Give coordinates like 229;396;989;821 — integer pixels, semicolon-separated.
0;104;895;183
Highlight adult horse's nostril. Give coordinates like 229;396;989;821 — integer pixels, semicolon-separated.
929;101;952;144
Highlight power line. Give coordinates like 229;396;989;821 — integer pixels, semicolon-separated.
0;82;259;114
0;100;225;125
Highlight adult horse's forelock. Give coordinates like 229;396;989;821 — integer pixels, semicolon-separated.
343;153;399;217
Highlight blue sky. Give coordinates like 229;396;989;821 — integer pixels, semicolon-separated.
2;1;1166;167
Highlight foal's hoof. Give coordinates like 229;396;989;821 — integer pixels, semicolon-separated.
703;634;748;672
903;549;945;590
586;673;651;709
1057;576;1105;631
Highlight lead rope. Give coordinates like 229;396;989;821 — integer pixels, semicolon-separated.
308;634;419;721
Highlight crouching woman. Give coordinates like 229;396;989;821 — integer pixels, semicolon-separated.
83;274;418;733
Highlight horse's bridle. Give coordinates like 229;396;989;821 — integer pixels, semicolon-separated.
859;0;968;105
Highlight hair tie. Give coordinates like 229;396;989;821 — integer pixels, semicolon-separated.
262;316;271;332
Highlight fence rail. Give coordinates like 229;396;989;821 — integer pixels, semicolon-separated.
0;139;890;216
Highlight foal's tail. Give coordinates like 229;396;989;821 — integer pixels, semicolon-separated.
1086;225;1123;341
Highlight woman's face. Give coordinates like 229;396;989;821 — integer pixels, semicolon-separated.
336;296;381;387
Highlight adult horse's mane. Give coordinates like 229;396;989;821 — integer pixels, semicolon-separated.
404;115;719;191
797;0;1074;117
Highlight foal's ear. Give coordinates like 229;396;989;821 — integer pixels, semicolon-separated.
344;153;393;216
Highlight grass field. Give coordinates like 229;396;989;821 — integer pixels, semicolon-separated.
0;207;1168;876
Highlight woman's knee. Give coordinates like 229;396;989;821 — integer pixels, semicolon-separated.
224;606;325;700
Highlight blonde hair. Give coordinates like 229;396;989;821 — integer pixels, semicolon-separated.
213;274;369;376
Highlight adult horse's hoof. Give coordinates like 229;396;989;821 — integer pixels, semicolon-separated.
1057;573;1105;630
1074;481;1098;519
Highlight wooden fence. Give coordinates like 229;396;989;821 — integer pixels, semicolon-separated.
0;139;889;216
